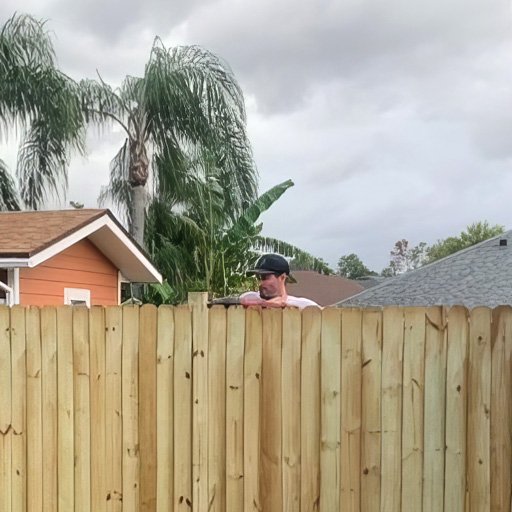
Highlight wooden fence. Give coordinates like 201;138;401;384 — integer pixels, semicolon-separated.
0;299;511;511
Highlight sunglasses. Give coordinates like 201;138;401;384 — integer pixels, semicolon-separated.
255;272;282;281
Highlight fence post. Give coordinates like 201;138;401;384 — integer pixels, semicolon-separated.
188;292;209;512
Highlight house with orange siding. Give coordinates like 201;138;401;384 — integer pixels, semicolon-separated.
0;209;162;306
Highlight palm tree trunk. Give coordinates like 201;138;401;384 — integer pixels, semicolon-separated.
130;183;146;301
130;184;147;246
128;139;149;247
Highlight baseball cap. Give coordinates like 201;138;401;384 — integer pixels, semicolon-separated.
246;254;297;282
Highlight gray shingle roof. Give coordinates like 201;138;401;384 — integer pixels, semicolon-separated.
338;231;512;308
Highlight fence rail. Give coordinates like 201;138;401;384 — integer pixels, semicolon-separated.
0;300;511;511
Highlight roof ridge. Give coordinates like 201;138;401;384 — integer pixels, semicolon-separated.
0;208;107;214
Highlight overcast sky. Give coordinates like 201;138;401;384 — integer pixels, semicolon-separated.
2;0;512;272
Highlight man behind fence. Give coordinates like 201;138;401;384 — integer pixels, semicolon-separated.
240;253;319;309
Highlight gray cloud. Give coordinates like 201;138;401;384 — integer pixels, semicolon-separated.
3;0;512;272
175;0;510;112
35;0;206;43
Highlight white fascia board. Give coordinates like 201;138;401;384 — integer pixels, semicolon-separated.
102;218;162;282
0;259;29;268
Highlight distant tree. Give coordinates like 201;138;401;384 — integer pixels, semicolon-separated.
426;221;504;263
381;239;428;276
380;267;394;278
337;253;376;279
379;221;504;276
410;241;429;268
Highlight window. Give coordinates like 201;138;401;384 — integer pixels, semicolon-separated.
64;288;91;307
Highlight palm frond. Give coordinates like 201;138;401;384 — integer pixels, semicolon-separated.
143;280;182;305
80;78;128;131
0;14;86;208
146;195;205;243
16;120;76;209
143;42;257;208
152;135;196;205
225;179;294;243
98;139;132;222
0;158;21;210
144;197;209;302
0;14;84;133
0;14;56;128
144;44;211;141
0;14;55;67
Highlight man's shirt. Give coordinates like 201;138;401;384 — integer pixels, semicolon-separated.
239;291;319;309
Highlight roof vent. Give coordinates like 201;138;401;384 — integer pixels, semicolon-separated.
499;239;507;247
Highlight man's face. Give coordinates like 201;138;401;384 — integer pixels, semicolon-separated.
257;272;286;299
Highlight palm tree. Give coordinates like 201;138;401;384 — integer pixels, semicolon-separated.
0;13;86;210
84;39;257;246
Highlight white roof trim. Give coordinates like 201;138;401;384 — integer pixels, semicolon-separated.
2;213;161;283
0;258;29;268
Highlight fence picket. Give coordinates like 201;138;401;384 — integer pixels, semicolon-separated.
361;309;382;512
105;306;123;511
225;306;245;512
157;306;174;511
73;306;91;512
10;306;26;512
190;293;209;512
174;305;192;510
423;307;447;512
208;306;227;512
320;308;341;512
381;308;404;512
467;308;491;512
122;306;140;512
444;307;468;512
0;306;12;512
490;306;512;511
300;307;321;512
41;307;58;512
139;304;158;512
26;307;42;511
260;308;283;512
90;307;107;512
402;308;426;511
56;307;74;512
340;309;362;512
244;307;263;512
282;308;301;512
